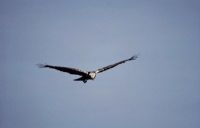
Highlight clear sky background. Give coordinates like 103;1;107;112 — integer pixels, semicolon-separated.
0;0;200;128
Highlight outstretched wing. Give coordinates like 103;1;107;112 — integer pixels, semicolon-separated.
96;55;138;73
37;64;88;76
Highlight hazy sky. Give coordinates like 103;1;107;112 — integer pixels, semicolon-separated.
1;0;200;128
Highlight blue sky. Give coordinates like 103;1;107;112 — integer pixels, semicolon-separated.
0;0;200;128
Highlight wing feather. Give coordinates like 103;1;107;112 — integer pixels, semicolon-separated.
96;55;138;73
37;64;88;76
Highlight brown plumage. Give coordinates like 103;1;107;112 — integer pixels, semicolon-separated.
38;55;138;83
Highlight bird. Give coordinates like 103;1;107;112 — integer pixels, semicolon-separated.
37;55;138;83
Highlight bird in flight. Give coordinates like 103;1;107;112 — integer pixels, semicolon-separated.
38;55;138;83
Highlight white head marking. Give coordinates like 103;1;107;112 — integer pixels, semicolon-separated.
89;72;96;79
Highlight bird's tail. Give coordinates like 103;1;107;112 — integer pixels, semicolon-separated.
74;77;84;81
74;77;87;83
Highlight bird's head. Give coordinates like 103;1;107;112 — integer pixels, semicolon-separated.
88;72;96;79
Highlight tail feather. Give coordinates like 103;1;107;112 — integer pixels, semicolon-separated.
74;77;87;83
74;77;84;81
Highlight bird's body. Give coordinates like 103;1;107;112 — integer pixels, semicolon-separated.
38;55;138;83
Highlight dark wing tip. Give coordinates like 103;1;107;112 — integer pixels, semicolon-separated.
129;55;138;60
37;64;47;68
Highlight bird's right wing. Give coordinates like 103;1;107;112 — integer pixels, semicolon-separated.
37;64;88;76
95;55;138;74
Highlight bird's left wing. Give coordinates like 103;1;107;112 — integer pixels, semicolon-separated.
38;64;88;76
96;55;138;74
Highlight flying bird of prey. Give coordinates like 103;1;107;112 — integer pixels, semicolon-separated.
38;55;138;83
